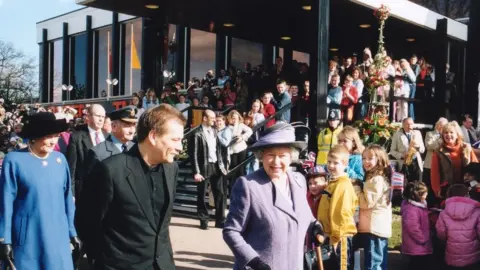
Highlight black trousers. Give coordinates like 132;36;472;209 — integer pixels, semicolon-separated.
196;163;226;224
408;255;431;270
229;150;247;194
403;161;421;183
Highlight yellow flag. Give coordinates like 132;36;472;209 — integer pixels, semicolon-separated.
131;39;141;69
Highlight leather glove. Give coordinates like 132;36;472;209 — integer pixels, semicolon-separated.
71;236;83;264
247;257;271;270
71;236;83;253
311;221;325;246
0;244;13;262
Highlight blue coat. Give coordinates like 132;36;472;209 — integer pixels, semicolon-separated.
0;149;76;270
223;169;316;270
346;154;365;181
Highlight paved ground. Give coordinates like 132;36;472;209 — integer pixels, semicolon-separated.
170;215;234;270
170;216;408;270
80;215;408;270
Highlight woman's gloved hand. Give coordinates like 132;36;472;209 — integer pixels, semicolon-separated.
310;221;325;246
71;236;83;255
0;244;13;262
247;257;271;270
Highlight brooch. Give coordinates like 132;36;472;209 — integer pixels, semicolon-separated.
42;161;48;167
56;158;62;164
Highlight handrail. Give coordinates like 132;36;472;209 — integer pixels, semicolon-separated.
251;102;294;133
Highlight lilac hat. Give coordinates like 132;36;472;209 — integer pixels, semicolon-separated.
249;122;307;151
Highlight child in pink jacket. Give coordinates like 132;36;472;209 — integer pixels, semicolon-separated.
436;184;480;269
401;182;433;270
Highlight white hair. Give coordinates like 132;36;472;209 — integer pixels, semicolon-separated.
254;147;300;163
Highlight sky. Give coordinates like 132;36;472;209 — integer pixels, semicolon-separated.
0;0;80;64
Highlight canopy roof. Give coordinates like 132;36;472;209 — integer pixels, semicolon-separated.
73;0;466;59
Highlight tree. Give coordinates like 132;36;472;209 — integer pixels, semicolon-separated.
410;0;470;19
0;40;38;105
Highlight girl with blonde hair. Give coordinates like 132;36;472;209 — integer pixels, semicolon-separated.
337;126;365;181
356;144;392;270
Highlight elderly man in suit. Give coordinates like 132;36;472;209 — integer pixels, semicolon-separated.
390;117;425;182
75;104;186;270
191;109;229;230
83;106;137;175
66;104;107;198
223;122;324;270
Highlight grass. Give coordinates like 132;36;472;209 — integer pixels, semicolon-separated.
389;206;402;250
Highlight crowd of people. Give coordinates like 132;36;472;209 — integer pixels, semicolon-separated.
0;52;475;270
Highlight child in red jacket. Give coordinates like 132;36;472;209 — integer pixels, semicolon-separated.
306;165;328;216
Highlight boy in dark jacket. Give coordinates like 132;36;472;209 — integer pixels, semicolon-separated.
463;163;480;202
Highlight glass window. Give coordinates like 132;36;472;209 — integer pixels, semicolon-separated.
70;33;87;100
123;19;143;95
96;27;112;98
190;29;216;81
52;40;63;102
231;38;262;71
293;51;310;64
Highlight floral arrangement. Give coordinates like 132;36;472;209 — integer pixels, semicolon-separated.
354;112;401;151
374;4;391;22
366;4;392;115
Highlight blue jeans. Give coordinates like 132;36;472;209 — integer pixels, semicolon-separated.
364;234;388;270
408;83;416;120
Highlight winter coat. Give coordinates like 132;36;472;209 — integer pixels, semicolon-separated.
317;174;358;246
400;200;433;256
435;197;480;267
356;175;392;238
346;154;364;181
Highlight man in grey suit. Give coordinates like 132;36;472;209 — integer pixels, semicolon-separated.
83;106;137;178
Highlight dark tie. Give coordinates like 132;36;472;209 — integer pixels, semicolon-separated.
406;133;411;141
122;144;128;153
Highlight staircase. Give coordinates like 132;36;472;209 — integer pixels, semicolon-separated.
173;161;222;218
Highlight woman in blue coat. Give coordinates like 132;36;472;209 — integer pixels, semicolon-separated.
0;112;81;270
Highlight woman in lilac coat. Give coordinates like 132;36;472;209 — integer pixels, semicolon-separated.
401;182;433;269
223;123;324;270
436;184;480;269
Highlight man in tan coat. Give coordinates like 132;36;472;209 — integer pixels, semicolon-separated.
389;118;425;182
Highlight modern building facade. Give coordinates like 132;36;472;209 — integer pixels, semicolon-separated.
37;0;473;124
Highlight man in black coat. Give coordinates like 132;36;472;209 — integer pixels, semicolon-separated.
76;104;186;270
66;104;107;198
190;110;229;230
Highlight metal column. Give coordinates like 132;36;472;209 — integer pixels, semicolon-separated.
111;12;120;96
309;0;330;150
62;22;69;101
434;18;448;121
466;0;480;125
39;29;49;103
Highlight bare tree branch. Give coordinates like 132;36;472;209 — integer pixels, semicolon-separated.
0;40;38;104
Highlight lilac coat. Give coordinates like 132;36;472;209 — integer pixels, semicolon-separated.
436;197;480;267
223;169;316;270
401;200;433;256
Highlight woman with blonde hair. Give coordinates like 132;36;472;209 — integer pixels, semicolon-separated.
431;121;478;200
227;110;253;190
337;126;365;181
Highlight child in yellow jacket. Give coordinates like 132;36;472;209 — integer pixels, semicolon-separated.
318;145;358;270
